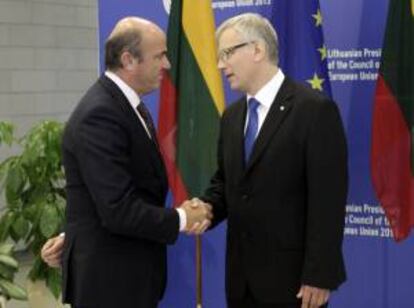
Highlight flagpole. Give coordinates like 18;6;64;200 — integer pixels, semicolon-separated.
196;235;202;308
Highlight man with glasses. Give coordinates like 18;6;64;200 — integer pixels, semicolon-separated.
200;13;348;308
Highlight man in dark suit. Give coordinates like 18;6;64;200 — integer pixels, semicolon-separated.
199;13;348;308
43;13;347;308
42;17;212;308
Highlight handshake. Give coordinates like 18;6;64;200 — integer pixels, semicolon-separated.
179;198;213;235
41;198;214;269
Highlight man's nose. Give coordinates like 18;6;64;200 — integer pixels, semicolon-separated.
217;57;225;70
163;56;171;69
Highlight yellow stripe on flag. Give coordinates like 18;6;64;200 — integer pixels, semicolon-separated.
182;0;225;115
411;0;414;16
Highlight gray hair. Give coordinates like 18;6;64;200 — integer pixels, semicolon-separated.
216;13;279;65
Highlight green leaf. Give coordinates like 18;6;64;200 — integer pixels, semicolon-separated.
0;122;14;146
0;255;18;269
24;201;45;242
39;205;59;238
0;157;14;187
46;268;61;299
28;256;51;282
9;228;20;243
0;243;13;255
5;163;26;206
0;278;27;300
11;216;30;239
0;262;15;280
28;257;43;281
0;212;16;242
24;186;49;213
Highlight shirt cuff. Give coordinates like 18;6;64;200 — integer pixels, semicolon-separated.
176;208;187;232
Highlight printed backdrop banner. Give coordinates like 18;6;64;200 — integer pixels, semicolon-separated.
98;1;414;307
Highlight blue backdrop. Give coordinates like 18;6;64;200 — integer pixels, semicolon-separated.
97;1;414;307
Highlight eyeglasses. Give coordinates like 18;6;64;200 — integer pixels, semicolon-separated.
218;41;254;62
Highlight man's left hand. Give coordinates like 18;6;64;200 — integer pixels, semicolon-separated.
41;234;65;268
297;285;330;308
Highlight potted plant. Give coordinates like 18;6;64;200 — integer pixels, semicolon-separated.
0;242;27;307
0;120;65;303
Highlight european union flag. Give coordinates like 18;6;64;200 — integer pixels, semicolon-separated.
270;0;332;97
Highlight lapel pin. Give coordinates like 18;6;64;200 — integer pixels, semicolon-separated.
280;106;285;111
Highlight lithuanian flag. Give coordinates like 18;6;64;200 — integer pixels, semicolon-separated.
158;0;224;204
371;0;414;241
158;2;224;303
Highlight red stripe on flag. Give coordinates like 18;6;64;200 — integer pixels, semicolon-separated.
371;75;414;241
158;72;189;206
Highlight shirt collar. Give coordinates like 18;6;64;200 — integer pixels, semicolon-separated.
105;71;141;109
246;69;285;108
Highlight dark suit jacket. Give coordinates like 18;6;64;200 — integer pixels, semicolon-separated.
203;77;348;303
61;75;179;308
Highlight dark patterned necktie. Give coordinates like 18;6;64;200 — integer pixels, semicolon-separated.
136;102;158;146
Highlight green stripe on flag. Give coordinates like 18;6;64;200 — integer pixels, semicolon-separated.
175;35;220;197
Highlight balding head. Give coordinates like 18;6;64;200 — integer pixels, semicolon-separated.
104;17;162;71
104;16;170;95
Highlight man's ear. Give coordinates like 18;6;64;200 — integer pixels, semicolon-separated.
120;52;135;70
253;41;267;62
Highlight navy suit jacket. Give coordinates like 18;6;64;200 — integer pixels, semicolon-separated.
204;78;348;303
62;75;179;307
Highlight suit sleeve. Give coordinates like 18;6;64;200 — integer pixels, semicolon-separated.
202;114;228;229
72;105;179;245
301;100;348;289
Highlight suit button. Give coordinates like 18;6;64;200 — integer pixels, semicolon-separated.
242;194;248;200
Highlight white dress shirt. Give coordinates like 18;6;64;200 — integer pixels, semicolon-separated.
105;71;152;138
105;71;187;231
245;69;285;137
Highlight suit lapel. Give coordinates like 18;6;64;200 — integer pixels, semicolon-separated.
99;75;158;148
98;75;168;186
98;75;140;126
230;99;248;177
244;78;295;174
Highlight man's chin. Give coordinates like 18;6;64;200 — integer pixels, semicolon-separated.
228;81;239;90
152;81;161;90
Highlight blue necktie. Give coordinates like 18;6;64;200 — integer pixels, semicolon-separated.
244;98;260;163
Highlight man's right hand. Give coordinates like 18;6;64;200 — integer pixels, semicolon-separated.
180;198;213;235
41;234;65;268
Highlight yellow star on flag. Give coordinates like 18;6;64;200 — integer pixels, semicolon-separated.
307;73;325;91
318;45;327;61
312;9;323;27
